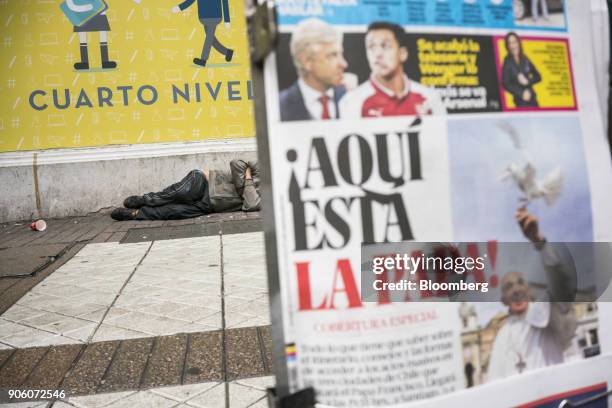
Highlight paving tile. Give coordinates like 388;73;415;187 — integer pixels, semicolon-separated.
102;390;177;408
183;331;223;384
76;217;114;242
0;349;15;368
102;311;209;337
235;376;275;391
0;241;149;348
183;383;226;408
1;305;46;322
33;281;87;298
165;306;219;323
66;290;118;307
101;306;141;321
76;309;108;323
118;283;167;297
90;232;113;243
111;300;166;315
228;382;267;408
121;223;221;243
0;244;86;316
228;315;270;330
141;334;187;389
65;390;137;408
150;382;220;403
43;316;97;337
0;279;18;297
62;341;120;395
258;326;273;373
63;322;100;342
0;401;49;408
61;382;230;408
41;302;105;319
22;344;82;389
135;288;194;303
221;233;268;332
247;397;269;408
221;219;262;236
0;347;48;388
225;327;266;381
225;313;255;330
108;232;127;242
173;294;222;309
90;324;152;342
51;402;73;408
97;338;153;393
18;311;68;328
0;228;272;402
84;236;224;340
0;319;31;338
1;325;79;348
196;313;222;329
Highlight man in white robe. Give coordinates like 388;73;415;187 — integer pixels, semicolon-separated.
487;208;577;381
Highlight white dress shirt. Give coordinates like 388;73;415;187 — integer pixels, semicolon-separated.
298;79;336;120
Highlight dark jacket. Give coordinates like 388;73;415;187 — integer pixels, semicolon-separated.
279;82;346;121
502;55;542;107
178;0;230;22
209;159;260;212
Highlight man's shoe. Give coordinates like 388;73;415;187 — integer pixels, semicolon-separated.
193;58;206;67
123;195;145;209
111;207;138;221
225;49;233;62
74;62;89;70
102;60;117;69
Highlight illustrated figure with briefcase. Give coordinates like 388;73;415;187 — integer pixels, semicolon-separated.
60;0;141;70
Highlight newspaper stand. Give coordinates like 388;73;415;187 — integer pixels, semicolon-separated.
265;387;317;408
246;1;612;407
558;389;612;407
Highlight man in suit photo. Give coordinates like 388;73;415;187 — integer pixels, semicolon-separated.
279;18;348;122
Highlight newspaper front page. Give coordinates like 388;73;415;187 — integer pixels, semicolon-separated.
261;0;612;406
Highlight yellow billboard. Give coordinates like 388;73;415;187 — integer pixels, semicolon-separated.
0;0;254;152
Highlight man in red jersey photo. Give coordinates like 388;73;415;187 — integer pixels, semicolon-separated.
340;22;445;118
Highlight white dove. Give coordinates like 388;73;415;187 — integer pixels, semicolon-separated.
497;121;563;206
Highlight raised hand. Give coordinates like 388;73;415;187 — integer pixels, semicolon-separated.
516;207;544;243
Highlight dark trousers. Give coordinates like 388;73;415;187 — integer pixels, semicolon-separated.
200;18;229;61
137;170;211;220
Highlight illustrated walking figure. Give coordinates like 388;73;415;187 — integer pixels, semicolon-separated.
172;0;234;67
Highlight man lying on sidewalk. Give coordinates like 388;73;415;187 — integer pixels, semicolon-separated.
111;159;260;221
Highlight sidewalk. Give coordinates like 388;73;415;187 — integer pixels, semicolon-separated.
0;211;275;407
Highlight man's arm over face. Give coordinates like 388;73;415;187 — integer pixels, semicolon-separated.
229;159;261;212
241;178;261;212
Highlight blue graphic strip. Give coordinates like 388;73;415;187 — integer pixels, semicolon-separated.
277;0;567;32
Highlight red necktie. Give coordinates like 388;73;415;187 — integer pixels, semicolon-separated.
319;95;331;120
